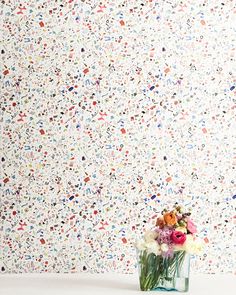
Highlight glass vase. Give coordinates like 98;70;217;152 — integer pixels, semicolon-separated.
137;250;190;292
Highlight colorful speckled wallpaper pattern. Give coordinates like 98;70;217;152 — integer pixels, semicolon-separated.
1;0;236;274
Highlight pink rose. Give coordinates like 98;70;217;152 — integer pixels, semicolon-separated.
171;231;186;245
187;218;197;234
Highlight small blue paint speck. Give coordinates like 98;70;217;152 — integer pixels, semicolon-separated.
150;86;155;91
230;86;235;91
151;195;156;200
69;196;74;201
232;195;236;199
68;87;74;91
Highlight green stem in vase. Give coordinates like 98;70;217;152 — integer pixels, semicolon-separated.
139;251;161;291
139;250;187;291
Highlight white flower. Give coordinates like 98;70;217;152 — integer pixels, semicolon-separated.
146;241;161;256
144;230;158;243
184;235;204;255
135;240;147;251
160;243;169;252
172;234;203;254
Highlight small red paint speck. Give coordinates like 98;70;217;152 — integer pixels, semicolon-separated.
3;178;9;183
40;129;45;135
13;211;17;216
122;238;127;244
121;128;126;134
164;68;170;74
39;21;44;27
3;70;9;75
93;101;97;105
94;210;98;215
83;68;89;74
204;237;209;243
40;238;46;244
84;177;90;183
120;20;125;26
166;177;172;182
12;102;16;106
202;128;207;134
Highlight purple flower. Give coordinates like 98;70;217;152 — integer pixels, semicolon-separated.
155;226;174;245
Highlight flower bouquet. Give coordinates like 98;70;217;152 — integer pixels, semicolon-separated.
135;204;203;292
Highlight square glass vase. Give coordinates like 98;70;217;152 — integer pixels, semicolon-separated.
137;250;190;292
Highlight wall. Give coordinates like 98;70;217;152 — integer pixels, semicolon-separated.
1;0;235;274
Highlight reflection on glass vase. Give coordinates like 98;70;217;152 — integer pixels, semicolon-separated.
137;250;190;292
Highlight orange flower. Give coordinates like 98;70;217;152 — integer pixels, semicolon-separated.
163;212;177;226
156;217;165;229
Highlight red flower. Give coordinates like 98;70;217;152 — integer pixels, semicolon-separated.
171;231;186;245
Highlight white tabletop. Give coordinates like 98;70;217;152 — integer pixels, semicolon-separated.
0;273;235;295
